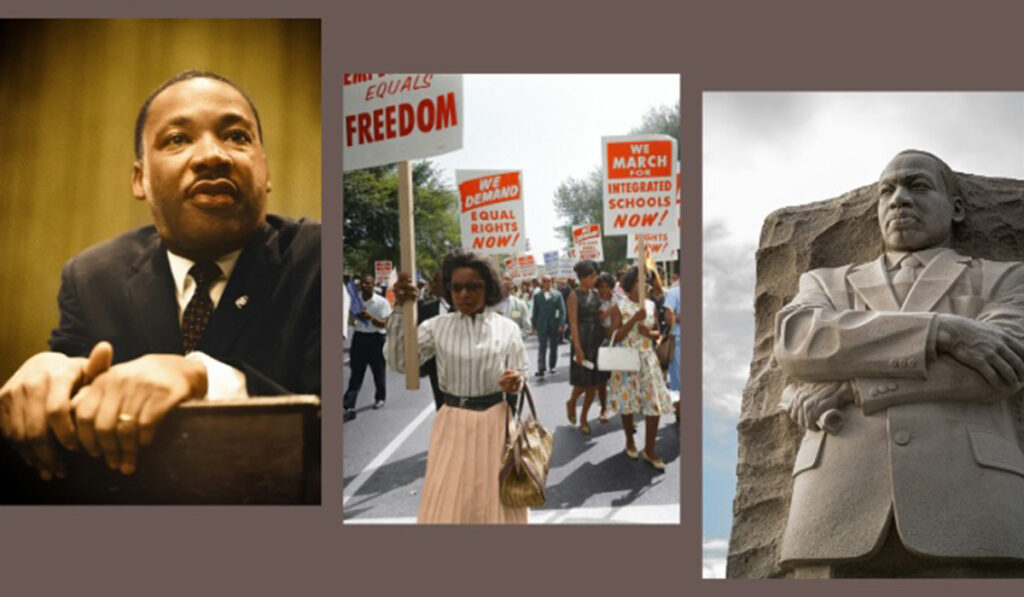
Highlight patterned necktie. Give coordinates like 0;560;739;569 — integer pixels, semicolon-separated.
182;261;222;353
891;254;921;306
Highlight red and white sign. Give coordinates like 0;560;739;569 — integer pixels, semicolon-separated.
504;256;519;279
627;232;676;261
374;261;393;285
456;169;526;255
629;163;682;262
516;254;538;281
572;223;604;262
602;134;678;236
343;74;463;171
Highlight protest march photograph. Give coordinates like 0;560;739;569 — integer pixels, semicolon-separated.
342;74;681;524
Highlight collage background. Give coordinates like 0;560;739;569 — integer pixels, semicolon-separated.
3;0;1024;594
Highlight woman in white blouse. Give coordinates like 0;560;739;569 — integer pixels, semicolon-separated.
387;249;530;524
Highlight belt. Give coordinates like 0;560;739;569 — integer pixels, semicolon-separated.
440;391;505;411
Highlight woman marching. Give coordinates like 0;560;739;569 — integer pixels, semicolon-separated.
565;259;607;434
386;249;530;523
595;272;620;423
608;265;674;470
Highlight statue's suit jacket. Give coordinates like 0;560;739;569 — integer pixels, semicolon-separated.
775;248;1024;565
531;289;566;335
48;215;321;396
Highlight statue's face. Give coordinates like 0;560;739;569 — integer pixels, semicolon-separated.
876;153;964;252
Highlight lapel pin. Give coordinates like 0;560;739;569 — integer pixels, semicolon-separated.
235;295;249;309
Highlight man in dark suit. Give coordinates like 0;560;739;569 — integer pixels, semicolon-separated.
777;150;1024;577
0;70;320;480
532;275;566;377
417;272;447;410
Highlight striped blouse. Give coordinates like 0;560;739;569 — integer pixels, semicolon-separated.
385;308;530;397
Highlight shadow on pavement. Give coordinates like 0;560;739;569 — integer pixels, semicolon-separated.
542;422;679;511
343;450;428;511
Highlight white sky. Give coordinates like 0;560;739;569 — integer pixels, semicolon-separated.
425;74;680;258
701;92;1024;572
704;92;1024;245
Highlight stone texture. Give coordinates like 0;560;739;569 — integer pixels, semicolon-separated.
726;173;1024;578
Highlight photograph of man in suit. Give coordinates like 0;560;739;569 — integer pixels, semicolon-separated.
0;70;321;482
777;150;1024;577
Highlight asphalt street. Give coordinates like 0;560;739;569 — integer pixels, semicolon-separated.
342;334;681;524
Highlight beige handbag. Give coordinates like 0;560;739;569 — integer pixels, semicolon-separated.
500;383;554;507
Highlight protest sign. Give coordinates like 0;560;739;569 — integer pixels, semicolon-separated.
558;255;578;280
627;232;676;261
504;256;519;279
374;261;393;285
343;74;463;171
456;169;526;255
344;74;465;390
602;134;677;236
572;223;604;262
543;251;559;275
516;254;538;281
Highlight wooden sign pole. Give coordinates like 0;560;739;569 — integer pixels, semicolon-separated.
398;160;419;390
638;235;647;306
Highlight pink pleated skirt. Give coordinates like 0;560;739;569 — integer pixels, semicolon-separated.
417;401;528;524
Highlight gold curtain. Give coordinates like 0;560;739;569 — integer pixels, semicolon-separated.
0;19;321;377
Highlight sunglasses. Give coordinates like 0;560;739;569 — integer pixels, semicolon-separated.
447;281;486;294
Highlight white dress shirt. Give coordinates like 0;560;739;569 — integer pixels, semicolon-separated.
165;249;248;399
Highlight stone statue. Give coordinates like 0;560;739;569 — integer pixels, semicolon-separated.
774;150;1024;578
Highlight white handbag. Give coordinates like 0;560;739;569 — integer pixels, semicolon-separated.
597;346;641;372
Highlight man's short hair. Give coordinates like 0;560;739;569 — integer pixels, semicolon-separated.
440;248;505;307
134;70;264;159
890;149;963;200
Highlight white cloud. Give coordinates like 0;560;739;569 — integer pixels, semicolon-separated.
706;391;742;419
703;537;730;579
702;220;755;423
704;92;1024;247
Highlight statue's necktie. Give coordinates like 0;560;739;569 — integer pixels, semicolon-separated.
182;261;222;353
891;254;921;306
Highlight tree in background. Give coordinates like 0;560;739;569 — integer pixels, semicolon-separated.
343;161;460;280
553;101;680;274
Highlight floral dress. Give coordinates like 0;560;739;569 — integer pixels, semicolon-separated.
608;298;674;416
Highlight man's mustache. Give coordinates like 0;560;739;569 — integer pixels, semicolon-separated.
187;176;239;197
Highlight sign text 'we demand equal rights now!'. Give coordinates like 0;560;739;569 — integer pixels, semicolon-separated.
457;170;527;255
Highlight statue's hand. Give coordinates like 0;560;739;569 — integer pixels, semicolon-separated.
935;314;1024;390
780;381;853;431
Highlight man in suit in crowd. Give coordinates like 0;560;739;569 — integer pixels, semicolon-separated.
532;275;566;378
777;150;1024;577
0;70;320;480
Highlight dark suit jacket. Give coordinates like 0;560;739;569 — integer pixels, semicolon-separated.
532;289;566;335
49;214;321;396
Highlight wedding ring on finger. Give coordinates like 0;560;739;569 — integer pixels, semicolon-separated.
117;413;135;424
